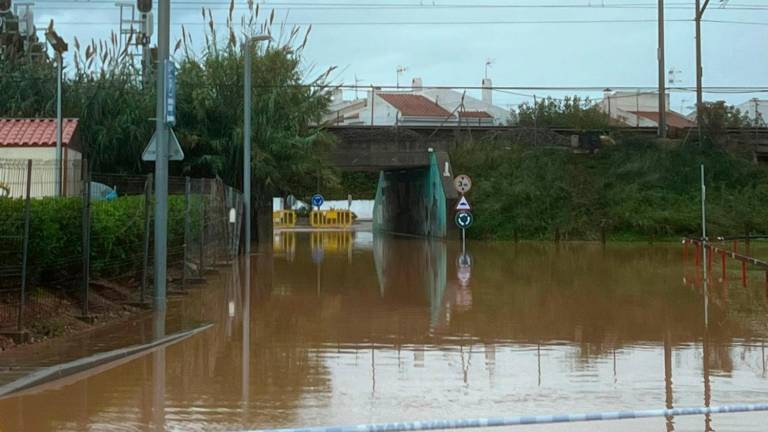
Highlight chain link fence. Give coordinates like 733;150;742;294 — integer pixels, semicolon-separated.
0;158;244;334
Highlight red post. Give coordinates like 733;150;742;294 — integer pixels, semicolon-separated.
742;261;748;287
721;251;727;280
695;242;701;266
707;245;713;273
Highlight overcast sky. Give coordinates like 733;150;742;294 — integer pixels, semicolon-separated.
31;0;768;111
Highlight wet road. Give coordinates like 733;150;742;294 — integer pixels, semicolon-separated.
1;232;768;431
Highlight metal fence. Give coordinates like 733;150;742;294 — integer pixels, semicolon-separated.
0;158;244;333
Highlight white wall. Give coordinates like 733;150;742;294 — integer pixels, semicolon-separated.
602;91;671;115
272;198;375;220
323;199;375;220
327;88;512;127
0;147;56;160
737;99;768;125
422;88;510;125
0;148;83;198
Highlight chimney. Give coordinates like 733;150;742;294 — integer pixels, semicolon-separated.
482;78;492;105
412;77;423;91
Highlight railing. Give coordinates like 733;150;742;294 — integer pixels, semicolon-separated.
310;209;354;228
273;210;297;228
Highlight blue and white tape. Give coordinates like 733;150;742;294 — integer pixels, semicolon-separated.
243;403;768;432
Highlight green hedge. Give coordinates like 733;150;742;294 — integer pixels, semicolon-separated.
450;138;768;241
0;195;189;282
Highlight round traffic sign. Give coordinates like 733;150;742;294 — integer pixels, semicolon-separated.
455;211;474;229
454;174;472;194
311;193;325;208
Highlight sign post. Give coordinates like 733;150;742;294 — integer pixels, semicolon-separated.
453;174;474;260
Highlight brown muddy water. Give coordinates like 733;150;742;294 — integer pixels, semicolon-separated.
1;232;768;431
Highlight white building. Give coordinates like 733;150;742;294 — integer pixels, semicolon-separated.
324;78;513;127
736;99;768;126
0;118;83;197
600;90;696;129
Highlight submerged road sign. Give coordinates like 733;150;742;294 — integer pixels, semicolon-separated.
456;196;471;211
455;211;474;229
142;128;184;161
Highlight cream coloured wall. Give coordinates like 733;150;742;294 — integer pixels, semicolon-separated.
0;148;83;198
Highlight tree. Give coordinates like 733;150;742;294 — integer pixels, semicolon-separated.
699;101;750;143
0;4;338;202
517;96;611;130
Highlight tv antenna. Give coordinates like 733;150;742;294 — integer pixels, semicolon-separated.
485;58;494;79
396;65;407;89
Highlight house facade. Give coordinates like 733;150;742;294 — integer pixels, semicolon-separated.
0;118;82;197
736;99;768;126
600;91;696;129
324;78;512;127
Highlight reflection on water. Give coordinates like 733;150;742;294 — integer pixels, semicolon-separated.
2;236;768;431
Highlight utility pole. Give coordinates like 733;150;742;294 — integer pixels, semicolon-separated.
657;0;667;138
45;26;68;197
153;0;170;313
137;0;152;85
55;52;63;196
695;0;710;141
243;41;252;256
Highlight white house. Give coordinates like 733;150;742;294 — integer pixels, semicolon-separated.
0;118;83;197
323;78;513;127
600;90;696;130
736;99;768;126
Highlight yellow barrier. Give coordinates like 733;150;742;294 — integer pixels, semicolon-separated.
273;231;296;260
310;209;355;228
273;210;297;227
311;231;352;254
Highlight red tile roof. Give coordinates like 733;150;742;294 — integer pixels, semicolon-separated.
0;118;79;147
629;111;696;129
459;111;493;119
378;94;453;118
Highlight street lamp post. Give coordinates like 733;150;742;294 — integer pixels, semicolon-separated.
45;26;68;197
243;35;271;256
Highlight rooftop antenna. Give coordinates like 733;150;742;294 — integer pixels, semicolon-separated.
485;58;494;79
396;65;407;89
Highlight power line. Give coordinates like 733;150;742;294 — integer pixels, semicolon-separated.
3;73;767;93
30;0;768;8
39;18;700;26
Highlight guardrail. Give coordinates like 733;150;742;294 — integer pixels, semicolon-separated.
273;210;297;228
310;210;354;228
242;403;768;432
683;237;768;287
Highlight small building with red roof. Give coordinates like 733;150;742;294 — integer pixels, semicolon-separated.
0;118;82;197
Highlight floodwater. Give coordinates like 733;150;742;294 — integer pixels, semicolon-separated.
1;232;768;432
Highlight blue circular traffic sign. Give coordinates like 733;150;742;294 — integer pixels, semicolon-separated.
311;193;325;208
455;211;474;229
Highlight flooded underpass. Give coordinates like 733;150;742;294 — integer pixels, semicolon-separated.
1;232;768;431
